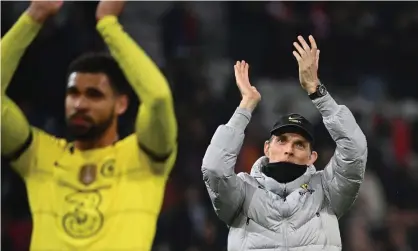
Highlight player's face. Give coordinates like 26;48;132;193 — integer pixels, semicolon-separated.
65;72;127;140
264;133;317;165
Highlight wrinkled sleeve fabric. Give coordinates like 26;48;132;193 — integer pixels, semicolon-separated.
314;94;368;218
202;107;256;224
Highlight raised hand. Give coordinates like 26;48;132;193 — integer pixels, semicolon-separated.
96;0;126;21
292;35;320;94
27;0;64;23
234;61;261;112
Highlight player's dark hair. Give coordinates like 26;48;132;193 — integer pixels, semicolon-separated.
67;52;130;95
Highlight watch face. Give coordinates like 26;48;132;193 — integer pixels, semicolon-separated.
318;85;327;96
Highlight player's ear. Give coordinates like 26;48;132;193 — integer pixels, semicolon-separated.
115;94;128;115
264;140;270;157
308;151;318;165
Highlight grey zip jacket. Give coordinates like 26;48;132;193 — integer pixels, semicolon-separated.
202;94;368;251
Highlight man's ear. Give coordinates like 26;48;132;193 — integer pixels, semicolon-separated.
264;140;270;157
115;94;128;115
308;151;318;165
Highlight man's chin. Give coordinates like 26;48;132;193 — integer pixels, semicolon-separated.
67;125;93;140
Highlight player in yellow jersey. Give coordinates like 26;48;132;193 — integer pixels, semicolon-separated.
1;1;177;250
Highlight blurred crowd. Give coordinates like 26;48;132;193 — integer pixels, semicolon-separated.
2;2;418;251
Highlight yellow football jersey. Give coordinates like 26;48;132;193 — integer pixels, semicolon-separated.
11;128;176;251
2;13;177;251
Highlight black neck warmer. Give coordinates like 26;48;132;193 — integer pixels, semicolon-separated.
262;162;308;184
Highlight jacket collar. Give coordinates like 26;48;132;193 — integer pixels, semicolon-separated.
250;156;316;197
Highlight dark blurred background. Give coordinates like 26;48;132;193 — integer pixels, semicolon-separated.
2;1;418;251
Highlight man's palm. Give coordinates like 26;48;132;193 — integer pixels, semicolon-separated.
234;61;261;111
96;0;126;20
292;35;321;94
28;0;63;22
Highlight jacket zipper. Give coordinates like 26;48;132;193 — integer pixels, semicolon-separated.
241;217;251;249
283;187;289;251
284;220;289;251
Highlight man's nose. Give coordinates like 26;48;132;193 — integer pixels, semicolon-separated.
74;96;88;109
283;144;294;155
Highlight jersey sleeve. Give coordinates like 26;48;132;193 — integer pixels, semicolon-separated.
1;12;41;93
9;127;64;178
119;134;177;179
1;96;32;161
96;16;177;176
1;12;41;158
0;12;64;178
1;99;66;179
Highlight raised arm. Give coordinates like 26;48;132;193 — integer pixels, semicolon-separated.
315;95;367;217
1;2;63;175
1;12;40;159
202;61;260;224
292;35;367;218
2;1;62;93
96;1;177;176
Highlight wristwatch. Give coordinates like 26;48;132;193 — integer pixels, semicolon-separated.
309;83;328;100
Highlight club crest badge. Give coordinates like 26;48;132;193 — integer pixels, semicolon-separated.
79;164;97;186
299;183;315;196
100;159;116;178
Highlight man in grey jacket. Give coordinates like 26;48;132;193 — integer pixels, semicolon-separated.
202;35;368;251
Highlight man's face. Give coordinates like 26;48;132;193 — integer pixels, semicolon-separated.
264;132;317;165
65;72;127;140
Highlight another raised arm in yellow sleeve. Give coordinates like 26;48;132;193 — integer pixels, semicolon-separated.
1;13;41;93
1;13;41;167
2;12;67;177
96;16;177;174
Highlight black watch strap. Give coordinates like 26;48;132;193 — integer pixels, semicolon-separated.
309;84;327;100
